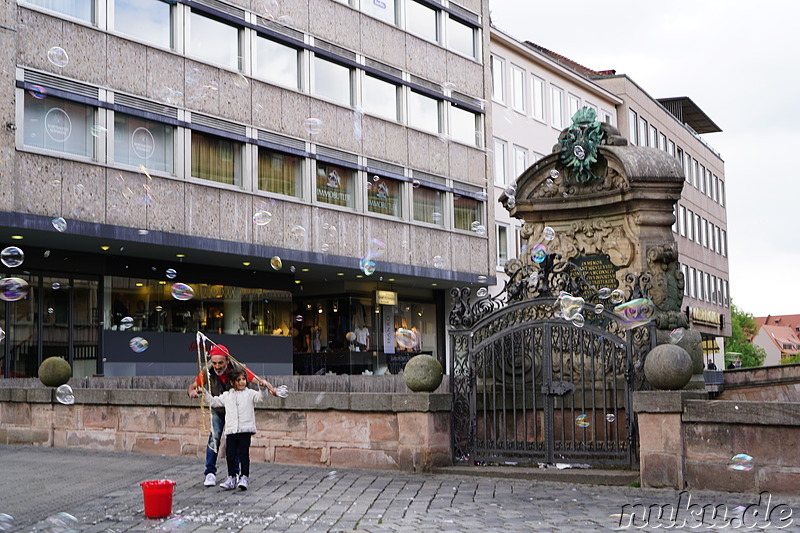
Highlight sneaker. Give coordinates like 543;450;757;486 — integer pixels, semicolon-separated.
203;473;216;487
219;476;237;490
237;475;249;491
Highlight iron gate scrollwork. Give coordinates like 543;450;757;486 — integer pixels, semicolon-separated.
449;255;655;468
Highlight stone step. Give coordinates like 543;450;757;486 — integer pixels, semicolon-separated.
432;465;640;486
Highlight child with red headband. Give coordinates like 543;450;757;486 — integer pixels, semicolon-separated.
187;344;276;487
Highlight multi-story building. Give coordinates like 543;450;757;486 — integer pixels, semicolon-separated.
0;0;492;379
489;27;731;363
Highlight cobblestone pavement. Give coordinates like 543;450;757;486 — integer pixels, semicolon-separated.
2;445;799;532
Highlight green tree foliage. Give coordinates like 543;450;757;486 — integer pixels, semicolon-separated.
725;302;766;368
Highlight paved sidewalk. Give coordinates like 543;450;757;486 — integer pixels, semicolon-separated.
2;445;798;532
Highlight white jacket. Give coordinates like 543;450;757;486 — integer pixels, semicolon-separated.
204;388;267;435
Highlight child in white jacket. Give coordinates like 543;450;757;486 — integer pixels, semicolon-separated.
203;369;269;490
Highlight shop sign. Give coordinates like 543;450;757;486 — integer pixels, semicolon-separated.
691;307;721;327
376;290;397;305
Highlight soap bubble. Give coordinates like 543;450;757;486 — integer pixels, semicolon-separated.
506;196;516;209
47;307;54;314
728;454;753;471
156;517;187;531
321;243;330;253
170;283;195;301
289;265;296;273
593;304;604;314
1;247;24;268
119;316;134;330
605;413;616;423
433;255;444;269
477;275;488;283
129;337;149;353
609;288;625;304
253;210;272;226
597;288;612;299
475;191;488;201
304;117;322;134
275;385;289;398
575;414;590;428
531;244;546;263
0;328;5;342
412;179;420;188
47;46;69;67
613;298;655;328
571;314;585;328
476;287;488;298
295;314;303;323
55;385;75;406
573;145;585;160
44;250;51;258
543;227;556;241
270;256;282;270
166;268;177;279
545;178;554;188
289;225;306;239
90;125;108;137
368;238;386;258
669;327;685;344
474;224;487;236
549;169;560;179
395;328;417;350
554;292;584;321
432;212;442;224
28;85;48;99
0;278;29;301
52;217;67;232
0;514;13;531
359;256;376;276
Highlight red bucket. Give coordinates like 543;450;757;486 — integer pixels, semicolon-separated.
140;479;176;518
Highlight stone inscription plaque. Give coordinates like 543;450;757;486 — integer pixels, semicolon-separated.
572;254;619;290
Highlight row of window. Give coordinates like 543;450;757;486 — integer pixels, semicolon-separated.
673;204;728;257
491;138;544;187
490;55;615;131
681;264;729;308
23;0;484;145
22;0;480;62
20;91;486;231
628;108;725;207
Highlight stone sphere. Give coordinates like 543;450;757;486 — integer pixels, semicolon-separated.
403;354;444;392
38;356;72;387
643;344;693;390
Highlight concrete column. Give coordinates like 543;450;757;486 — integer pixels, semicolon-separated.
223;287;242;334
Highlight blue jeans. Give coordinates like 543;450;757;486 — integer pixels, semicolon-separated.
204;409;238;475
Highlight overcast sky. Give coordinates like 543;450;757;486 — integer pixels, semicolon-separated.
488;0;800;318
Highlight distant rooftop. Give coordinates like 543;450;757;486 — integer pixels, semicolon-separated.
523;41;722;135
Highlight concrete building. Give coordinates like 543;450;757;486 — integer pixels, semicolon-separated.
488;27;730;364
0;0;492;379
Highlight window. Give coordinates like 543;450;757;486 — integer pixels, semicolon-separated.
686;209;694;241
406;0;438;42
314;57;352;107
681;265;688;296
567;94;580;120
701;218;708;247
672;205;678;233
493;138;506;186
255;36;300;89
551;86;564;129
513;145;527;177
25;0;93;22
315;163;355;208
191;131;242;185
638;117;648;147
706;172;713;198
679;205;686;236
449;106;478;146
531;76;545;122
676;146;683;165
699;165;706;194
721;230;727;256
114;113;174;173
367;175;402;217
363;74;399;121
668;140;675;157
717;278;723;307
711;275;717;304
694;214;701;244
704;273;711;302
24;93;94;158
601;110;614;125
412;184;444;227
407;90;439;133
258;148;302;198
496;225;508;267
689;267;696;298
713;175;719;203
659;133;667;151
490;56;505;104
649;125;657;148
362;0;396;24
692;159;699;188
454;194;482;231
114;0;171;49
447;16;475;58
723;280;729;307
511;66;525;112
628;109;638;145
189;12;240;70
719;180;725;207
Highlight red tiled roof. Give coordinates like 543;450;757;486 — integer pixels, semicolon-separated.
755;314;800;332
760;325;800;355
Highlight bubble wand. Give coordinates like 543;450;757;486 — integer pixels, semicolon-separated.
195;331;217;452
196;332;288;398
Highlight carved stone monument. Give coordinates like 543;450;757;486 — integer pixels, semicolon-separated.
502;108;689;338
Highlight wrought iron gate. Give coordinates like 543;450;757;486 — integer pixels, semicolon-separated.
449;258;655;468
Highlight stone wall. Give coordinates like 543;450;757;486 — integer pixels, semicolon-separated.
0;378;452;472
635;390;800;494
715;363;800;402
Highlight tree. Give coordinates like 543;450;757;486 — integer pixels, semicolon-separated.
725;302;766;368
